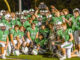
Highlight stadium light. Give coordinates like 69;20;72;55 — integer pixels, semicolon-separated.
19;0;22;12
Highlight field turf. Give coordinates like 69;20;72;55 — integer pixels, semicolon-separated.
0;55;80;60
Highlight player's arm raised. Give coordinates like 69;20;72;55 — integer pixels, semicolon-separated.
35;7;39;18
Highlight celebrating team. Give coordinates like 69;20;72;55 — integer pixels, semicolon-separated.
0;5;80;60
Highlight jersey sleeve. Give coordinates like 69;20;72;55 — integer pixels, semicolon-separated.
10;29;14;34
68;29;73;34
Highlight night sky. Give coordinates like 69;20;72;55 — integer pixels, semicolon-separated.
0;0;80;12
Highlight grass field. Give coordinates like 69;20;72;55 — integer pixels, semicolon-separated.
0;55;80;60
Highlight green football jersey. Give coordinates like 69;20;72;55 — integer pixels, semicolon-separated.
33;18;38;24
23;21;31;28
5;21;11;30
35;38;47;47
11;20;22;27
71;16;80;31
65;14;73;28
21;15;28;20
2;19;7;24
76;16;80;30
0;19;11;30
52;16;63;25
39;28;49;38
27;27;39;41
10;20;16;27
42;16;47;23
16;17;20;21
27;14;31;18
65;14;73;20
16;20;22;26
0;30;9;42
10;29;20;38
57;29;73;42
2;16;5;20
19;31;24;39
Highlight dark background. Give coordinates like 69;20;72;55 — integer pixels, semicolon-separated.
0;0;80;12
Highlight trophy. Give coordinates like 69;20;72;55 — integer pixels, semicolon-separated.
38;2;47;10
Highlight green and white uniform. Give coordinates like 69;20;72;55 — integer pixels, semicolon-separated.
52;16;63;25
11;20;22;28
71;16;80;44
10;19;16;28
35;38;48;47
57;28;73;58
0;30;10;57
23;20;31;28
64;14;72;28
27;27;39;41
42;16;47;24
57;29;73;48
71;16;80;30
0;30;9;42
5;21;11;30
65;14;72;20
0;19;11;30
33;18;39;27
19;31;24;44
10;29;20;45
57;29;73;42
39;28;49;38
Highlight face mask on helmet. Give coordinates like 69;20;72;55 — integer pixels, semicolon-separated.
40;11;45;15
20;19;26;23
29;9;35;15
5;14;11;22
0;26;6;31
30;11;34;15
23;10;29;16
20;16;26;23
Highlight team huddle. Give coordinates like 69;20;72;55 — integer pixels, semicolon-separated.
0;5;80;60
